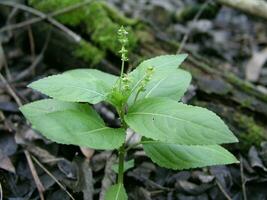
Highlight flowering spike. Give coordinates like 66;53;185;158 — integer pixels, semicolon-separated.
118;26;129;62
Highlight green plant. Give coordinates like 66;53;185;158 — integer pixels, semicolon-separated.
20;26;238;199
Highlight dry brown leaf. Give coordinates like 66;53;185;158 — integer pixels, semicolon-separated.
0;149;15;173
80;147;95;160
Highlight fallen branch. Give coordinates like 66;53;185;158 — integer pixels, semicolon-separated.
217;0;267;21
13;29;51;82
0;1;81;42
0;0;92;34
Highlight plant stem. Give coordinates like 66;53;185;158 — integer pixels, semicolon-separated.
120;59;125;78
117;143;125;184
133;87;142;103
119;59;125;90
117;106;127;184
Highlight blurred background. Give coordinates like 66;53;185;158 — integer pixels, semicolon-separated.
0;0;267;199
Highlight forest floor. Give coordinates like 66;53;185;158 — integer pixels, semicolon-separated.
1;0;267;200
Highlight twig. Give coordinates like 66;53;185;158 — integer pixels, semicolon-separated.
240;156;247;200
3;7;18;42
27;25;36;59
15;55;43;82
13;29;52;82
1;74;44;200
215;179;232;200
0;43;12;81
0;0;93;34
149;189;165;195
1;70;44;199
0;39;74;199
24;150;45;200
6;7;19;23
0;1;82;42
177;0;213;54
31;155;76;200
0;182;2;200
0;73;22;106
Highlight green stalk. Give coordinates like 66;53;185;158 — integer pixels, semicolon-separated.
119;59;125;91
117;25;128;184
117;143;125;184
133;88;142;103
117;107;127;184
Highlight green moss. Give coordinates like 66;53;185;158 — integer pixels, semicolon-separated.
240;98;253;108
102;3;137;26
73;40;105;65
233;113;267;149
29;0;138;65
29;0;86;26
226;73;267;103
84;1;137;54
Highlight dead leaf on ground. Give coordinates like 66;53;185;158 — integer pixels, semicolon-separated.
15;127;44;145
0;149;15;173
26;144;60;165
99;154;117;200
248;146;267;172
245;47;267;82
80;147;95;160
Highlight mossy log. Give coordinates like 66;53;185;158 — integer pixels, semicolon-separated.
4;1;267;150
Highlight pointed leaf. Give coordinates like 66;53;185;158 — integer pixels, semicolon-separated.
143;140;238;170
105;184;127;200
128;54;190;104
125;98;238;145
29;69;118;104
20;99;125;149
129;54;188;84
138;54;188;70
128;69;191;104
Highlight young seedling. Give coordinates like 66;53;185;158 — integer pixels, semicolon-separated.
20;26;238;199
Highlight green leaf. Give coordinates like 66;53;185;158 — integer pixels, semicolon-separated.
112;160;134;173
20;99;125;149
141;69;191;100
66;69;117;86
127;54;190;104
138;54;188;70
128;69;191;104
125;98;238;145
143;140;238;170
129;54;188;83
29;69;118;104
105;184;127;200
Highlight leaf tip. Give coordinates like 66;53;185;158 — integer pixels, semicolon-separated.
27;81;37;90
